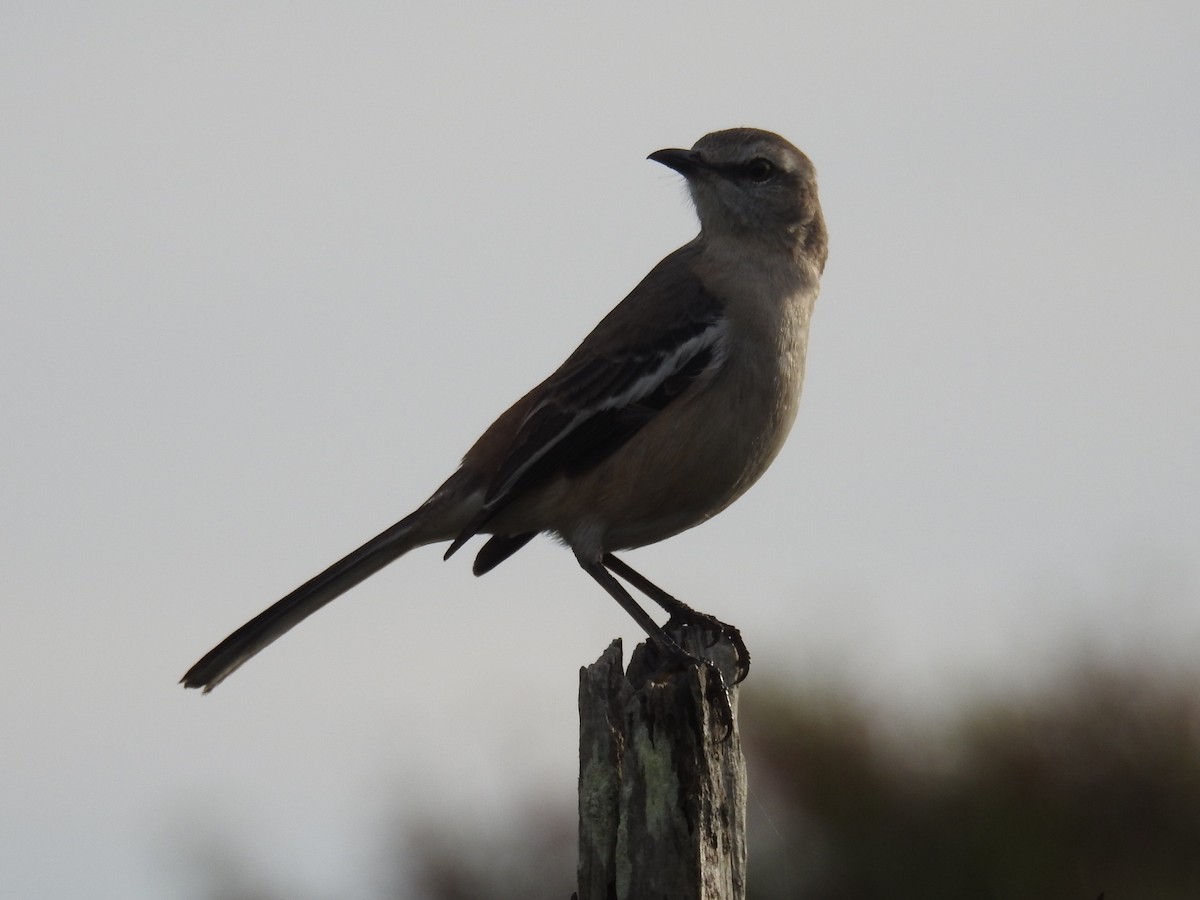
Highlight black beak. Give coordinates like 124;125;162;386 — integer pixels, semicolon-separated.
648;148;709;175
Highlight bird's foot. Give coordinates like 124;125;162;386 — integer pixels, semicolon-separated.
664;608;751;686
639;614;749;742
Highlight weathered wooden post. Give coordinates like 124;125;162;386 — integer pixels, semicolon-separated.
577;637;747;900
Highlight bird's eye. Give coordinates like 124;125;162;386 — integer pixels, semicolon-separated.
744;158;776;183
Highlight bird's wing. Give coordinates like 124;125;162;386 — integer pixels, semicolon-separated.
445;259;728;558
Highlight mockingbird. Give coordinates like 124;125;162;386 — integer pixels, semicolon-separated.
182;127;827;719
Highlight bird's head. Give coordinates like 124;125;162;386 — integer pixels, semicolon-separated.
649;127;826;266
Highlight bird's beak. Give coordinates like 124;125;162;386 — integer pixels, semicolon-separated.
648;148;709;175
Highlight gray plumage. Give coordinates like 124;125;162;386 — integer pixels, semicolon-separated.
182;127;826;693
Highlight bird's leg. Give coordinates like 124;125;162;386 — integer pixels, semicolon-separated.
602;553;750;685
581;557;736;740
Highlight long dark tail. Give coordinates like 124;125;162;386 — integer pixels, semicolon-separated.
181;510;430;692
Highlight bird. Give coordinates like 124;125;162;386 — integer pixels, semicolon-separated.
182;127;827;711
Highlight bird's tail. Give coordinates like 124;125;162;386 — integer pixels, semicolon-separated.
181;507;437;692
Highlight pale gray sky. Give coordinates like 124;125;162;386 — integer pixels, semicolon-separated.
3;3;1198;898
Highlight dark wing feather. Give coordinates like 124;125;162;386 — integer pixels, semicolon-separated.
446;277;727;562
472;532;537;575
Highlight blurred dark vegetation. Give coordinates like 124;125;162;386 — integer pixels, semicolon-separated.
743;663;1200;899
189;661;1200;900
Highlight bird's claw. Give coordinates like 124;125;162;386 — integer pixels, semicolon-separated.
664;611;751;686
700;658;736;742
